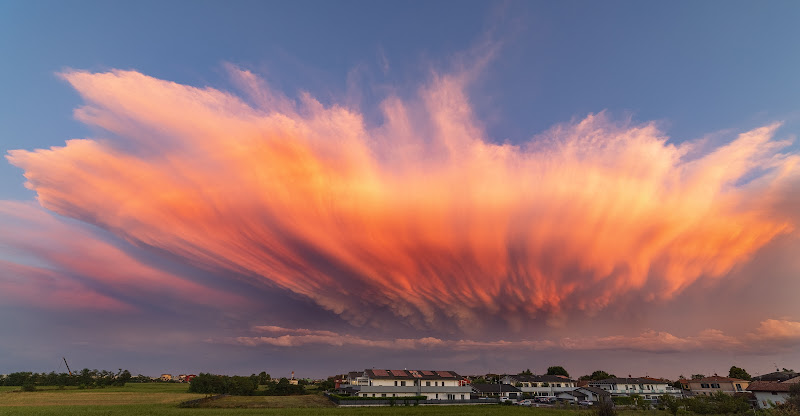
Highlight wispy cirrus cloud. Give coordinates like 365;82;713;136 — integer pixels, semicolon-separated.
5;67;800;332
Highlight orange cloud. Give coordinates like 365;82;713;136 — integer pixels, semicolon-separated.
6;68;799;331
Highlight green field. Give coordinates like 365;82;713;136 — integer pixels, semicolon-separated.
0;385;673;416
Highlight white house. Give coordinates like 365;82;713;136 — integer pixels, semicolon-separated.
471;383;522;400
687;376;749;396
501;374;577;397
748;378;799;409
587;377;682;401
349;369;472;400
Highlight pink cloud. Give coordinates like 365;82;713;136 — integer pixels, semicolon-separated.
223;319;800;354
0;201;250;311
0;260;134;312
5;68;800;331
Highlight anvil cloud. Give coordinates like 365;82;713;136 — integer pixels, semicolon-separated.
6;68;800;333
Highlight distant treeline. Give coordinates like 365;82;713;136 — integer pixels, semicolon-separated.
188;373;308;396
1;369;137;388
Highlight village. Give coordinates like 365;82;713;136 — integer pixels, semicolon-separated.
328;367;799;410
149;366;799;410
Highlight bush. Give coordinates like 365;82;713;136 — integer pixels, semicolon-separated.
612;396;634;406
329;394;426;401
683;392;750;414
594;399;617;416
21;383;36;392
188;373;257;396
660;394;681;415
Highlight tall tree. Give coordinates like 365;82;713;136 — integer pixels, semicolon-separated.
518;369;533;375
728;366;751;380
546;366;570;378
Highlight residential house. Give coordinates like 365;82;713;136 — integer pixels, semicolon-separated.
350;369;472;400
752;371;799;382
346;371;369;386
687;376;749;396
471;383;522;401
747;377;799;409
501;374;578;397
574;386;612;403
556;389;587;403
588;377;682;401
160;374;172;382
677;379;690;390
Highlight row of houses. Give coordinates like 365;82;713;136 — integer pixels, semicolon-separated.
158;373;196;382
334;368;799;409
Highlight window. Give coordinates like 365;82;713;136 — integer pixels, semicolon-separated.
701;384;709;388
461;394;465;400
772;392;778;396
711;383;720;389
736;384;742;392
556;384;561;387
393;394;396;397
394;381;398;386
435;394;439;399
372;394;375;397
400;381;406;386
426;381;430;386
382;394;386;397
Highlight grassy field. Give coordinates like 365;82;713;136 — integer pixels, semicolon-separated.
0;386;677;416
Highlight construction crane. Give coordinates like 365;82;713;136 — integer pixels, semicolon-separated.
62;357;73;375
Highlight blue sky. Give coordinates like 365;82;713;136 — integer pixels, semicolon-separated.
4;0;799;199
1;1;800;379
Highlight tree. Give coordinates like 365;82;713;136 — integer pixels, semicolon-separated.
594;397;617;416
258;372;270;385
660;394;681;416
581;370;615;381
691;374;705;380
546;366;570;378
116;370;131;386
728;366;751;380
519;369;533;375
788;383;800;409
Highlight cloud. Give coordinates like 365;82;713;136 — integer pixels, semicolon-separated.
0;201;250;312
224;319;800;354
0;260;134;312
5;67;800;331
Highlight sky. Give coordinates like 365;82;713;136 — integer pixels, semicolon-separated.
1;0;800;380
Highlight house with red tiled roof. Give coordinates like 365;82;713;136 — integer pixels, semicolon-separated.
748;377;799;409
687;375;749;396
348;369;472;401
